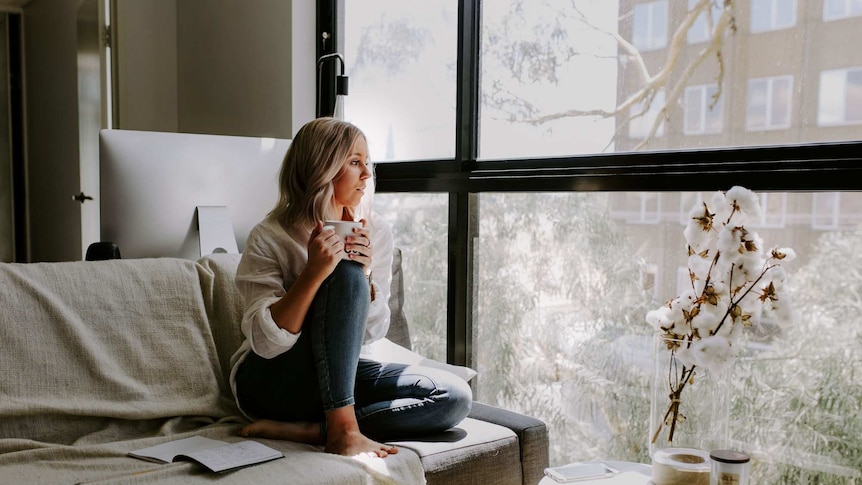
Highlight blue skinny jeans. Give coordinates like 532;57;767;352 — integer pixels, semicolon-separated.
235;260;472;441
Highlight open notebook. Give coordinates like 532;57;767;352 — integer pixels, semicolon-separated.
129;436;284;473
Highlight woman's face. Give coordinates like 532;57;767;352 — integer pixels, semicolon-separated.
332;135;371;214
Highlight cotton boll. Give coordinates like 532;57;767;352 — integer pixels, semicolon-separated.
770;247;796;262
710;191;733;224
717;226;743;260
684;203;714;251
671;290;698;315
690;302;722;338
726;186;762;222
647;306;677;332
675;346;697;368
690;336;736;372
687;254;712;287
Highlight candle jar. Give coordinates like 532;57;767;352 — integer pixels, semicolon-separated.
709;449;750;485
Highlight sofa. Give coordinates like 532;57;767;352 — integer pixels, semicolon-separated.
0;249;548;484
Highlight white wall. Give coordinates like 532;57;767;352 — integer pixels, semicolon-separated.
115;1;178;132
23;0;316;261
116;0;315;139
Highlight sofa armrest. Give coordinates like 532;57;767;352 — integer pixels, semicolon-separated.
469;401;549;485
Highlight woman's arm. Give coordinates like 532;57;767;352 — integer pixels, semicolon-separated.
236;220;343;359
269;221;342;333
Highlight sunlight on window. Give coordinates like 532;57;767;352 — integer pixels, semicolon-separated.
344;0;457;162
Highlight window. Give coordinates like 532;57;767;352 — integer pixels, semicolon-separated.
629;90;666;138
633;1;668;51
818;67;862;126
687;0;724;44
752;192;787;228
746;76;793;131
683;84;723;134
471;191;862;477
373;193;448;361
812;192;841;229
751;0;797;33
614;192;661;224
339;1;862;479
824;0;862;21
343;0;457;162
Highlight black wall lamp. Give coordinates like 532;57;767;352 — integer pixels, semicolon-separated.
317;53;348;120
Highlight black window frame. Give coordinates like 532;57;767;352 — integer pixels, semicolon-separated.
319;0;862;368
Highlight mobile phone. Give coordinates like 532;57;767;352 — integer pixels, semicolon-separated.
544;462;619;482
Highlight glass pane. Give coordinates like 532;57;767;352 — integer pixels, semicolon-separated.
824;0;845;20
775;0;797;29
818;69;845;125
474;191;862;485
751;0;773;32
847;69;862;121
747;79;769;129
344;0;457;162
478;0;862;158
372;193;448;362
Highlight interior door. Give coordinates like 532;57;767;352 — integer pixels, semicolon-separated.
77;0;109;258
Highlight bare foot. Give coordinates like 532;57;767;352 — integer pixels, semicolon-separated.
239;419;323;445
323;405;398;458
325;428;398;458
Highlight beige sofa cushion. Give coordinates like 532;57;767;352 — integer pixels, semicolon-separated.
0;258;234;445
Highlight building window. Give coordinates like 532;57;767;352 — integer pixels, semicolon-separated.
623;192;661;224
629;90;666;138
746;75;793;131
824;0;862;21
750;0;797;33
812;192;841;229
818;67;862;126
752;192;787;228
633;0;668;51
687;0;724;44
683;84;723;134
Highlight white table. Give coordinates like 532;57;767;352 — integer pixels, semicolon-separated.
539;460;652;485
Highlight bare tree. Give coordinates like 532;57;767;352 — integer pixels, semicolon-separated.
484;0;737;151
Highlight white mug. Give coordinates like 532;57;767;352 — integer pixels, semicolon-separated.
323;220;362;260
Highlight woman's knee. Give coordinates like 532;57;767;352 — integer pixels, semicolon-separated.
442;373;473;423
423;368;473;428
325;260;369;300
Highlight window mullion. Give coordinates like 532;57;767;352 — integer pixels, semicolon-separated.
448;0;481;368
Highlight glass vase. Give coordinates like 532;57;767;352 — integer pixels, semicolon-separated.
649;335;732;457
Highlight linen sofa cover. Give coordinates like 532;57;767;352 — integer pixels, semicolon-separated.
0;257;424;484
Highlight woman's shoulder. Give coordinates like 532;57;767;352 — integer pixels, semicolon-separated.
244;216;297;252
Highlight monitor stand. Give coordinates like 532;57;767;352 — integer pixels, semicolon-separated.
196;206;239;256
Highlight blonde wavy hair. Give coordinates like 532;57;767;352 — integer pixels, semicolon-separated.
270;117;374;228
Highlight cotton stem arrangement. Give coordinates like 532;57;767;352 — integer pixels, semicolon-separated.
646;186;795;445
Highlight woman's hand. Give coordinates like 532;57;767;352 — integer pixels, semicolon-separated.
345;218;373;274
305;221;343;280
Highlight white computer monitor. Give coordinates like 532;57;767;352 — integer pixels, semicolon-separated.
99;129;290;260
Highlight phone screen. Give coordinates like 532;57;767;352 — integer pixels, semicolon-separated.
544;462;617;482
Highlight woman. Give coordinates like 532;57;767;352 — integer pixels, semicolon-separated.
229;117;472;458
